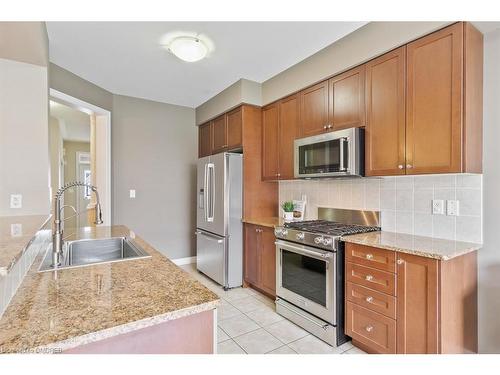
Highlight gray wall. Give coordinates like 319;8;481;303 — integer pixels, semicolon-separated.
479;27;500;353
112;95;197;259
0;22;49;67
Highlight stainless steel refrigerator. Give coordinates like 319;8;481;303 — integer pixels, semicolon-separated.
196;152;243;289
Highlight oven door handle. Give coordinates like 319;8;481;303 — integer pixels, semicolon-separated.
275;240;333;261
276;298;331;331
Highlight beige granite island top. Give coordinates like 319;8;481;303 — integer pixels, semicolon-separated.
0;225;219;353
341;231;481;261
0;215;51;274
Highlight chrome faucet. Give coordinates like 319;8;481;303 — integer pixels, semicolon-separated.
52;181;103;267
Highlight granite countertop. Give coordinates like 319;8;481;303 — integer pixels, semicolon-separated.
0;225;219;353
242;217;282;228
0;215;51;275
341;231;481;261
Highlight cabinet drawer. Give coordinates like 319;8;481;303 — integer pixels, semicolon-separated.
346;301;396;354
346;262;396;296
346;281;396;319
346;243;396;272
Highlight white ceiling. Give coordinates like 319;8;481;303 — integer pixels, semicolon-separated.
50;101;90;142
46;22;367;108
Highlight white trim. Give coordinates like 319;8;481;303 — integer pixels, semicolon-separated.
213;309;217;354
49;88;112;225
171;256;197;265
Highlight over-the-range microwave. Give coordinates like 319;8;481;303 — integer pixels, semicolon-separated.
294;127;364;178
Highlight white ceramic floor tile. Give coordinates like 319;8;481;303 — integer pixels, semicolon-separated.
222;287;254;302
233;296;270;313
264;319;309;344
266;345;297;354
233;328;283;354
245;306;284;327
218;314;260;338
217;300;243;322
217;339;246;354
217;327;230;343
343;346;367;354
288;335;353;354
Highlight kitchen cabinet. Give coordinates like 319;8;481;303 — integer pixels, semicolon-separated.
261;94;300;181
211;114;228;153
299;81;329;137
261;102;280;180
243;224;276;297
198;121;212;158
365;47;406;176
226;107;243;150
345;242;478;354
329;65;365;130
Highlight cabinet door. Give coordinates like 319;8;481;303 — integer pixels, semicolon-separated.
226;107;242;150
211;114;227;154
198;122;212;158
406;22;463;174
299;81;329;137
329;65;366;130
262;102;280;181
260;227;276;297
278;94;300;180
365;47;406;176
244;224;261;286
396;253;439;354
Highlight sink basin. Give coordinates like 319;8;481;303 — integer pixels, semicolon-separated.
39;237;151;272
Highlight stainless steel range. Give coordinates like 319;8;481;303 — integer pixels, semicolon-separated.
274;208;380;346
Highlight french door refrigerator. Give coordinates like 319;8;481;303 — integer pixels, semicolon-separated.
196;152;243;289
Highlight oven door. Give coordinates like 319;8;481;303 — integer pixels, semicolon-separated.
275;239;336;324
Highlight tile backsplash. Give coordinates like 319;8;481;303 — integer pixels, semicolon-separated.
279;174;483;243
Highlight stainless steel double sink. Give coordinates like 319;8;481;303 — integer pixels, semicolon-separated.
39;237;151;272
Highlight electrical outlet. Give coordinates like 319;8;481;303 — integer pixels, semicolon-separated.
10;223;22;237
10;194;22;209
129;189;136;198
432;199;445;215
447;200;460;216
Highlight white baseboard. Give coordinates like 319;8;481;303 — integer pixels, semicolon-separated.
171;256;197;266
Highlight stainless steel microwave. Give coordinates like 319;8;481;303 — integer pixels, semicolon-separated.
294;128;364;178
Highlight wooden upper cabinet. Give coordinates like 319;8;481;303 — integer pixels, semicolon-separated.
198;122;212;158
299;81;329;137
278;94;300;180
329;65;366;130
226;107;243;150
365;47;406;176
211;114;227;153
406;22;463;174
259;227;276;296
262;102;280;180
396;253;439;354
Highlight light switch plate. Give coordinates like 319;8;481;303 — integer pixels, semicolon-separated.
129;189;136;198
447;200;460;216
432;199;445;215
10;194;22;209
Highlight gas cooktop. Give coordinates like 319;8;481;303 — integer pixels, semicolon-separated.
284;220;380;236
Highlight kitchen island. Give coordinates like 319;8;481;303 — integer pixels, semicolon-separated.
0;225;220;354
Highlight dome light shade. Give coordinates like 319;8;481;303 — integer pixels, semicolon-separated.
168;36;208;62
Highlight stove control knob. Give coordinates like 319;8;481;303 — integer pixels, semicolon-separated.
281;229;288;236
296;232;305;240
274;228;283;236
322;237;333;246
314;236;323;245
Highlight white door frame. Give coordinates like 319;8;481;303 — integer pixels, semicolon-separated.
75;151;91;227
50;88;112;225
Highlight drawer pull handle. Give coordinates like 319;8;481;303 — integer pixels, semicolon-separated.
365;275;374;281
397;259;405;265
365;253;373;260
366;296;374;303
365;325;374;333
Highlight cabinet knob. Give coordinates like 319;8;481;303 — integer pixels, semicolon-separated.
327;124;332;129
366;296;374;303
397;259;405;265
406;164;413;169
398;164;404;169
365;325;374;333
365;253;373;260
323;125;327;130
365;275;374;281
277;173;281;177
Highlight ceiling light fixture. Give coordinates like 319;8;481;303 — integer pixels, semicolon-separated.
167;36;208;63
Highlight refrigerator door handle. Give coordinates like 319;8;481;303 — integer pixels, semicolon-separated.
207;163;215;222
204;163;209;222
195;230;224;243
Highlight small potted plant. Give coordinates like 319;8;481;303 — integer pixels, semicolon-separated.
281;201;295;221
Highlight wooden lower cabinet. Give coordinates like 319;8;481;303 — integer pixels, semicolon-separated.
345;243;478;354
243;224;276;297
